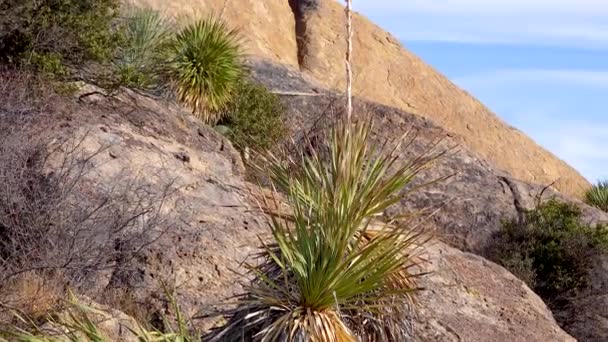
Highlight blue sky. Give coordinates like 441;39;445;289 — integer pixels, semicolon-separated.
356;1;607;182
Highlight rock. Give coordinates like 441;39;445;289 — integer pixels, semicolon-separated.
414;242;575;342
19;87;264;330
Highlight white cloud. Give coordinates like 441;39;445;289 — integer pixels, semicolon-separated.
449;68;608;182
510;115;608;182
454;69;608;89
356;0;608;16
355;1;608;47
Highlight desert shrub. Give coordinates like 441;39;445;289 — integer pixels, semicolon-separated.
218;81;286;151
491;199;608;306
167;17;244;124
113;9;172;90
585;180;608;212
0;0;123;74
208;120;441;341
0;71;174;327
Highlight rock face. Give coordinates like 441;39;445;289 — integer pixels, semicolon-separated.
290;0;589;197
125;0;590;198
31;88;267;329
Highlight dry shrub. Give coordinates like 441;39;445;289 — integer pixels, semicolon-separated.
0;70;176;327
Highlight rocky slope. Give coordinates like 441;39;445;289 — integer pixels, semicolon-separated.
126;0;590;198
11;82;571;341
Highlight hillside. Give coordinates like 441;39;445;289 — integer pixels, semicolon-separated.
127;0;590;197
2;1;607;341
0;68;576;341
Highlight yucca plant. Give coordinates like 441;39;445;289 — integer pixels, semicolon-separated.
114;8;172;89
585;180;608;212
209;120;444;341
167;17;244;124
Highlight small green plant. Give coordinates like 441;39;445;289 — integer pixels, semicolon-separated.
219;81;286;151
585;180;608;212
0;0;123;73
1;288;200;342
114;9;172;90
167;17;244;124
210;120;441;341
491;199;608;306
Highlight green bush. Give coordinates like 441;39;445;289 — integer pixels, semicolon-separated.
491;199;608;305
218;81;286;151
0;0;123;73
167;17;244;124
585;180;608;212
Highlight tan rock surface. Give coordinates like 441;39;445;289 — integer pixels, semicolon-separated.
414;242;575;342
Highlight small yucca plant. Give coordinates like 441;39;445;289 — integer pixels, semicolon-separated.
167;17;244;124
585;180;608;212
115;8;172;89
209;120;444;341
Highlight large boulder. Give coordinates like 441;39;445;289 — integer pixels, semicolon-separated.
414;242;574;342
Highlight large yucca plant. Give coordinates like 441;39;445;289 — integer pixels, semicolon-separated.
209;120;444;341
585;180;608;212
167;17;244;124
